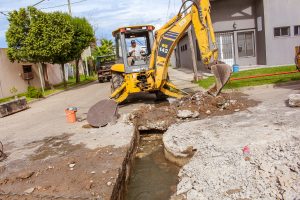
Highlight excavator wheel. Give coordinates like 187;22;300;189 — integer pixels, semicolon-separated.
111;72;124;99
155;91;168;100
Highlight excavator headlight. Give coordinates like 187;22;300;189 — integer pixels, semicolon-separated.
120;28;126;33
147;26;154;31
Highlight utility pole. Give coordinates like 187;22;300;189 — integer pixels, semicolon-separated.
67;0;72;16
181;0;199;82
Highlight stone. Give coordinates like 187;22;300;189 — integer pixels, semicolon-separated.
17;171;34;180
91;171;96;174
192;111;200;118
69;163;76;168
177;110;194;119
107;181;112;186
102;170;107;174
288;94;300;107
24;187;35;194
206;110;211;115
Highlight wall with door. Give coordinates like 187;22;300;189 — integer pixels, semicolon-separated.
0;48;64;99
211;0;257;66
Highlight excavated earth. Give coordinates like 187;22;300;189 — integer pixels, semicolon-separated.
131;91;258;131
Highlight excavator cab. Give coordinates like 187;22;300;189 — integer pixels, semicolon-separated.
112;25;155;74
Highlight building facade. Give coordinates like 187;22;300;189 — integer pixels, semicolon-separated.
176;0;300;71
0;48;63;99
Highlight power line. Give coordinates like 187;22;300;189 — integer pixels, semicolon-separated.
0;11;8;16
166;0;171;21
39;0;88;10
32;0;48;7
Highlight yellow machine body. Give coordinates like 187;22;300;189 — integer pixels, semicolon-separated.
110;0;231;103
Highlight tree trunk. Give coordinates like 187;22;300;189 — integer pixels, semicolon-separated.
61;63;67;88
42;63;53;89
75;58;80;83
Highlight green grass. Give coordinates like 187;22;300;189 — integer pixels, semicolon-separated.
0;75;97;104
198;65;300;89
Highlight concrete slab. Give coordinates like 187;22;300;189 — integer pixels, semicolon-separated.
164;82;300;199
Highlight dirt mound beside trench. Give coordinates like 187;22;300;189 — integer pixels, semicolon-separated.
131;91;259;131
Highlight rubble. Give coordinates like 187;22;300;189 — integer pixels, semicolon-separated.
24;187;35;194
288;94;300;107
16;171;35;180
131;92;257;131
163;98;300;200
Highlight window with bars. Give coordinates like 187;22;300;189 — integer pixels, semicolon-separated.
237;31;255;57
274;27;290;37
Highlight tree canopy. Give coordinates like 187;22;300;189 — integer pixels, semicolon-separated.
6;7;95;87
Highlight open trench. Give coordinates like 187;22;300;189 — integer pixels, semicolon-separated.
110;128;181;200
110;92;258;200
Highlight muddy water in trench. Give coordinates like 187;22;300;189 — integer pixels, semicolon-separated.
126;134;180;200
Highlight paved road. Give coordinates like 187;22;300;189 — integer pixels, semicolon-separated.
0;68;197;161
0;82;111;159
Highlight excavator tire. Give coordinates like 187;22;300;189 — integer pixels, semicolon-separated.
155;91;168;100
111;72;124;99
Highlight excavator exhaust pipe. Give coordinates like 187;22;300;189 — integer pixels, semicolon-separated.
208;64;232;96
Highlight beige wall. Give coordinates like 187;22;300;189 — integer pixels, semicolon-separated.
0;48;63;98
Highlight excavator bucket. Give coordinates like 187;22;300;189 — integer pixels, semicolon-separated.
87;99;119;127
208;64;232;96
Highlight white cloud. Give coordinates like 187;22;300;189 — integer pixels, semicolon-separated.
0;0;182;47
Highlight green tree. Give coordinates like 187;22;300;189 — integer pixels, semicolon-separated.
6;7;74;88
69;17;95;83
45;12;74;88
6;8;32;62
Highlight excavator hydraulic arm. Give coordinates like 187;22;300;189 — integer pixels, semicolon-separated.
149;0;231;96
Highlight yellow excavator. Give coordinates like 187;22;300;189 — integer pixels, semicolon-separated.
87;0;232;127
109;0;231;103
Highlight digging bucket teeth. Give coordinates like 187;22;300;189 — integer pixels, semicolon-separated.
207;64;232;96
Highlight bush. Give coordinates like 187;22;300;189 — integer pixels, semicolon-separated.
26;86;43;98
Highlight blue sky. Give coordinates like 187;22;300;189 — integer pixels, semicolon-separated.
0;0;182;47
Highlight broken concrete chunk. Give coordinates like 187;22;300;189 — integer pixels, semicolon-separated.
177;110;194;119
177;110;193;118
288;94;300;107
17;171;34;180
24;187;35;194
69;163;76;168
107;181;112;186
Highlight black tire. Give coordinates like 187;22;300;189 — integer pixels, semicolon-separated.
111;72;124;99
155;91;168;100
98;78;104;83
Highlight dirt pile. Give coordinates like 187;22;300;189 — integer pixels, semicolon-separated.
131;92;258;131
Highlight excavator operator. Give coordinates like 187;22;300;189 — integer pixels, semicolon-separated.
128;40;145;65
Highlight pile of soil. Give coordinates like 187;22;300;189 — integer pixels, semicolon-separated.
131;91;259;131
